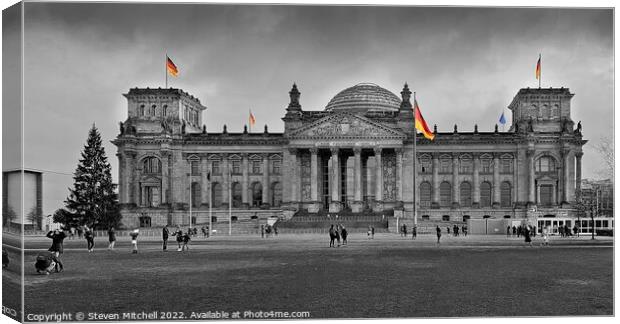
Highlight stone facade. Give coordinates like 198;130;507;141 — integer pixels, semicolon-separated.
113;84;586;228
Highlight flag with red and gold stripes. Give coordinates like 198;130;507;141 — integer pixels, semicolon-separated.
166;56;179;77
535;54;541;80
414;99;435;140
249;110;256;127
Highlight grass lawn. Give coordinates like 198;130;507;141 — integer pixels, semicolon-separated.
10;234;614;318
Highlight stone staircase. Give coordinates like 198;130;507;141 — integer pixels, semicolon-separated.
275;211;389;234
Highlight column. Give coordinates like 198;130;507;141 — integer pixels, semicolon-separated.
431;153;439;208
575;152;583;202
492;153;500;208
513;154;519;205
472;153;480;207
162;152;170;205
452;153;459;208
562;149;570;204
289;149;298;203
222;153;229;206
310;148;320;211
329;148;341;212
241;154;249;207
262;153;270;206
527;150;536;205
352;147;363;212
374;147;383;211
117;153;125;204
133;154;141;206
396;148;403;202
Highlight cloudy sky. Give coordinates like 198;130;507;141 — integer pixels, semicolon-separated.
4;2;614;214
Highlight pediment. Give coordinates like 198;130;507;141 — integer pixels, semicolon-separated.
288;112;406;139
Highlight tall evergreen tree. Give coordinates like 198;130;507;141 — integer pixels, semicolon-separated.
63;124;121;229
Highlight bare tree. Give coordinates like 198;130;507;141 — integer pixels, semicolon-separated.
594;136;613;181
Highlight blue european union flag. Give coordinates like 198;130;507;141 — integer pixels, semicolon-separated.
499;112;506;125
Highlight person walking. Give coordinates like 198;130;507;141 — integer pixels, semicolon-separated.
46;229;66;257
412;226;417;240
403;224;408;237
107;227;116;250
341;225;348;245
182;230;191;251
371;226;375;239
512;225;517;237
130;229;139;253
542;225;550;246
329;225;336;247
260;225;265;238
335;225;341;247
462;224;467;237
524;225;532;247
436;225;442;244
507;226;511;238
173;225;183;251
162;225;170;251
201;226;207;238
367;226;372;239
84;225;95;252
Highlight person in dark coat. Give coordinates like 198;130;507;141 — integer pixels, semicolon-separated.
436;225;442;244
260;225;265;238
201;226;207;238
162;225;170;251
335;225;341;247
2;249;9;268
512;226;517;236
47;229;67;257
172;226;183;251
524;225;532;246
371;226;375;239
329;225;336;247
107;227;116;250
403;224;408;237
35;252;63;274
340;225;348;245
507;226;511;238
83;226;95;252
182;230;191;251
412;226;417;240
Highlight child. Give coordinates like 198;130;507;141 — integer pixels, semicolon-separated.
130;229;139;253
108;227;116;250
182;231;191;251
35;252;63;275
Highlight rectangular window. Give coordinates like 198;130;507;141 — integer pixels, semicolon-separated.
272;160;281;175
460;160;472;173
190;161;201;175
252;160;261;174
481;159;492;173
440;159;451;173
501;159;512;173
232;160;241;174
211;161;220;174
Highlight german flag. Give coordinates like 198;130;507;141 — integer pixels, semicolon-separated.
166;56;179;77
249;110;256;127
414;99;435;140
535;54;541;80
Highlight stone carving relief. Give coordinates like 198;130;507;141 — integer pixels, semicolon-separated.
300;152;312;201
298;115;398;138
382;152;397;201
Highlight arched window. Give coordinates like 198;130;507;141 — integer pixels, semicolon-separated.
420;182;432;208
163;105;168;117
540;105;549;119
440;181;451;207
462;215;470;222
150;105;157;116
442;215;450;221
139;104;145;116
421;215;430;221
271;182;282;207
211;183;222;207
460;182;472;207
535;156;556;173
143;157;161;174
252;182;263;207
550;105;559;119
500;181;512;207
480;182;492;207
191;182;201;208
231;182;242;208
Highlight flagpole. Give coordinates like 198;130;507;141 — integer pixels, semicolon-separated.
229;171;232;236
249;109;252;133
208;165;212;237
189;178;192;228
165;53;168;88
413;92;417;229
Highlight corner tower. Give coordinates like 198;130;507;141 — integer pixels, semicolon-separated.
508;87;574;133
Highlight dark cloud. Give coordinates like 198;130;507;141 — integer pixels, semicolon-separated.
18;3;613;214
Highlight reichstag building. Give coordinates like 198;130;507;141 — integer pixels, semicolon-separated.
113;83;586;228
